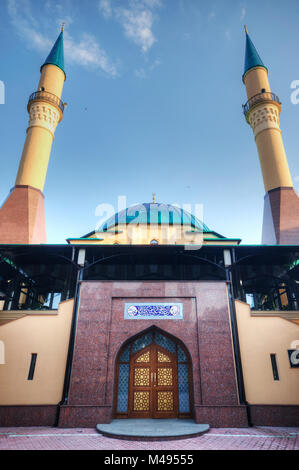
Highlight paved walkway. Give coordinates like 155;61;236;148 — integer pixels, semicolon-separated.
0;426;298;450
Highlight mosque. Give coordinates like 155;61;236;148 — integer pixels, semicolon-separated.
0;26;298;432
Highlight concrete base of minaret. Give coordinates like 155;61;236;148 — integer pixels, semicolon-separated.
0;185;46;244
262;187;299;244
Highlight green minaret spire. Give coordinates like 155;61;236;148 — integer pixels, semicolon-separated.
41;24;65;78
243;26;267;81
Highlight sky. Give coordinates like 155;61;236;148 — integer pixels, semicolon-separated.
1;0;299;244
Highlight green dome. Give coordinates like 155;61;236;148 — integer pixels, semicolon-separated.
99;203;210;232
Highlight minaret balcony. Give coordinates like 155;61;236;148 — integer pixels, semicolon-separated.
27;90;65;115
243;92;281;119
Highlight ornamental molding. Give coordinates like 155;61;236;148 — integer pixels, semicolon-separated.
28;102;60;136
247;103;281;138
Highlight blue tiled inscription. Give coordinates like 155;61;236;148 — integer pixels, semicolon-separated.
124;303;183;320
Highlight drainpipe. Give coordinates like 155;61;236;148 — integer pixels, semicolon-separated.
224;248;252;427
55;249;85;426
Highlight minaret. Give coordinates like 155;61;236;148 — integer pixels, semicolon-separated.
0;26;66;244
242;27;299;244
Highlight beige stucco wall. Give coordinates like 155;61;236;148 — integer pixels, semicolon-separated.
244;67;270;99
38;64;65;99
68;224;240;246
15;64;65;192
255;127;293;191
15;125;55;191
244;66;293;192
235;300;299;404
0;299;73;405
69;224;204;246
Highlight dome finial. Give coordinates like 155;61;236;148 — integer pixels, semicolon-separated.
152;193;156;203
61;22;65;33
244;25;248;35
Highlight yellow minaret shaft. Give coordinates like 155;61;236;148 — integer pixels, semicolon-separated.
243;29;293;193
15;29;66;192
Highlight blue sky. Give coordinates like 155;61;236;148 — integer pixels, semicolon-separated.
1;0;299;244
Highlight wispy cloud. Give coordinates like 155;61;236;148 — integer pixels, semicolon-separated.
135;67;147;79
149;58;161;70
135;58;161;78
8;0;52;50
64;32;118;76
141;0;162;7
98;0;162;53
241;7;246;20
115;7;156;53
99;0;112;19
8;0;118;77
225;29;231;41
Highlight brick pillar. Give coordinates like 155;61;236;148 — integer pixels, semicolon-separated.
0;185;46;244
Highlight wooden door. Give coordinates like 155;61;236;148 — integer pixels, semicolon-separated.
153;346;178;418
128;344;178;418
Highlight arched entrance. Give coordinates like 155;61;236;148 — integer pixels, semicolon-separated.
114;329;193;419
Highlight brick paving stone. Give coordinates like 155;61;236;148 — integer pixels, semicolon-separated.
0;426;298;451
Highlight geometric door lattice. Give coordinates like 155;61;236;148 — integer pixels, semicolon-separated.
115;330;192;418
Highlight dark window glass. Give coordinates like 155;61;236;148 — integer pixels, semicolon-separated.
27;353;37;380
270;354;279;381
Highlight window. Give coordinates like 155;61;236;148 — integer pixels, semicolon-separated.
0;341;4;365
43;292;62;310
27;353;37;380
245;293;254;309
270;354;279;381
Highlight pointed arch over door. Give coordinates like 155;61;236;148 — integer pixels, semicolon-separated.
114;329;193;419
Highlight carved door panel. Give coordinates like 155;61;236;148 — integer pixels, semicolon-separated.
128;344;178;419
152;347;178;419
128;346;152;418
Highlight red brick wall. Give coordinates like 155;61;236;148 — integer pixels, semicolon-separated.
59;281;248;427
0;406;57;426
0;185;46;244
262;187;299;244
